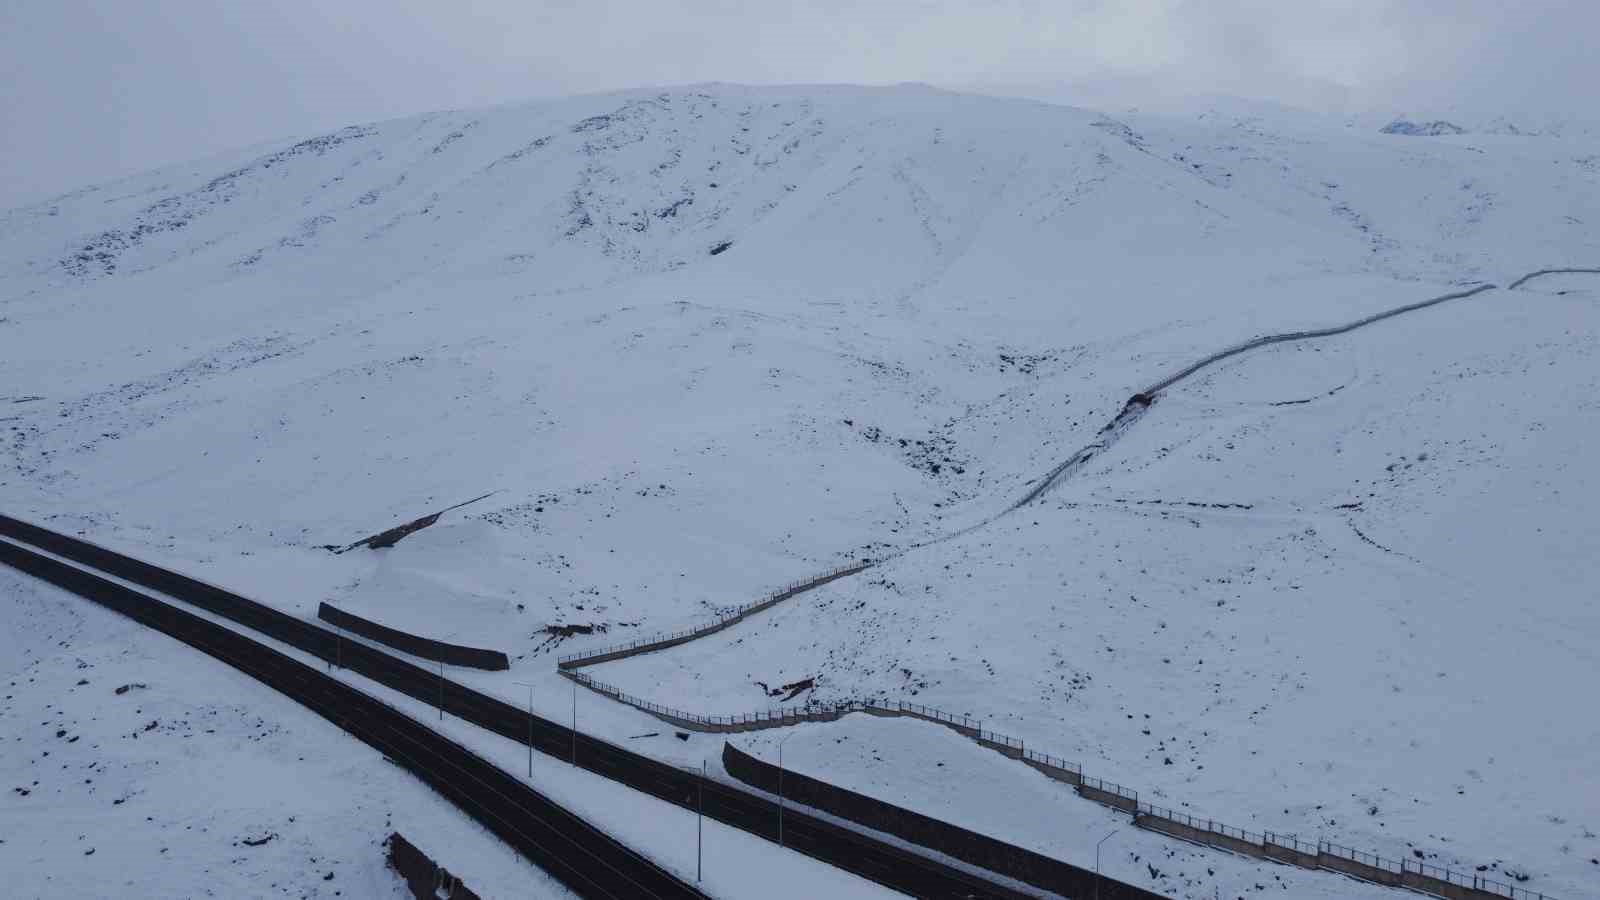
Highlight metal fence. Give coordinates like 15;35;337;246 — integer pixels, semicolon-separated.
1264;832;1318;857
1321;841;1404;875
565;671;865;729
1138;802;1257;844
1022;748;1081;774
557;622;725;664
557;562;869;667
979;730;1023;749
894;701;979;731
564;674;1562;900
1402;859;1553;900
1081;775;1138;802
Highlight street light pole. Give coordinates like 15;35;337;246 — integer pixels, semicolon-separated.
777;732;797;848
512;681;536;778
1095;829;1120;900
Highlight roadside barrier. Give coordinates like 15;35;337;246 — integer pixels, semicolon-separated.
319;601;509;670
386;832;483;900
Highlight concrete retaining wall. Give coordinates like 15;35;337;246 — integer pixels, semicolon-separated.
1079;784;1138;813
318;602;509;670
1264;840;1319;868
724;743;1166;900
976;736;1023;758
1137;813;1260;857
386;832;482;900
1318;853;1403;887
1022;757;1082;786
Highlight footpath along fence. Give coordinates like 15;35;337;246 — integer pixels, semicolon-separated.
557;561;872;669
563;669;1555;900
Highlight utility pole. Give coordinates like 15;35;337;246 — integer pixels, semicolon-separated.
1095;829;1120;900
512;681;536;778
777;732;797;848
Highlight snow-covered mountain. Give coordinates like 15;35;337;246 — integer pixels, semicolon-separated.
3;83;1597;898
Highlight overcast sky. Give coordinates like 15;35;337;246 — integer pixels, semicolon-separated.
3;0;1595;209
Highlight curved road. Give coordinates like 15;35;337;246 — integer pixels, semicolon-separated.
0;536;705;900
0;514;1052;900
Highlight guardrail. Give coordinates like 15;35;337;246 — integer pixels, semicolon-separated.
557;561;872;669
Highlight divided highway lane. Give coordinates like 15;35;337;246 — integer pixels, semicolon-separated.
0;536;706;900
0;515;1050;900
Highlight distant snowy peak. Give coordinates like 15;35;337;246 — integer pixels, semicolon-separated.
1380;118;1467;136
1378;112;1600;139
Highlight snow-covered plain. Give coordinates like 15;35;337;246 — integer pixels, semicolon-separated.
3;84;1599;897
0;566;564;899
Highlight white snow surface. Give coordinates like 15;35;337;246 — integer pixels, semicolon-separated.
0;559;903;900
3;83;1599;898
0;566;566;900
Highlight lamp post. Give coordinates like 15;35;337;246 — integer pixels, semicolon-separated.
512;681;536;778
1095;829;1120;900
777;732;798;848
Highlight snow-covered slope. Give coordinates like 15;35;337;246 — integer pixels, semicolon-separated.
3;83;1598;898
